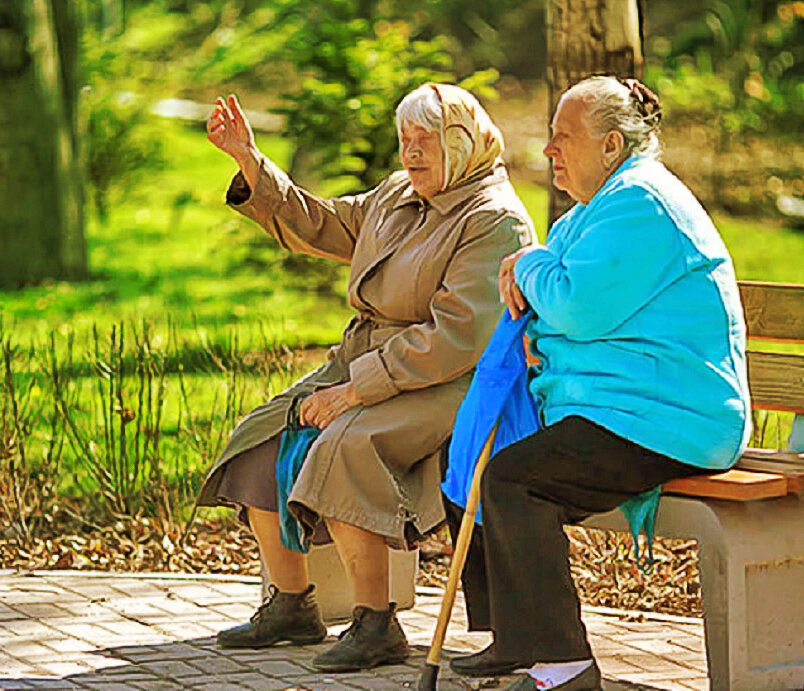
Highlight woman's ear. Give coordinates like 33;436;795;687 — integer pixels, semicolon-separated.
602;130;625;168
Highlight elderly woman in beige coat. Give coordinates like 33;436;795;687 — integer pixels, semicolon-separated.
199;83;533;671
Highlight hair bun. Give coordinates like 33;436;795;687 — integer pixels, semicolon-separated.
622;78;662;126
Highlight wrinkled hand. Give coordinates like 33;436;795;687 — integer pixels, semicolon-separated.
498;246;538;320
206;95;256;164
299;382;361;430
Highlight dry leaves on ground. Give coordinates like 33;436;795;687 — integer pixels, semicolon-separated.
1;514;702;618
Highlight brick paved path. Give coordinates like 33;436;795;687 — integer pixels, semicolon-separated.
0;571;707;690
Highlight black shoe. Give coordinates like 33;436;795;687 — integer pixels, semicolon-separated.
311;603;409;671
450;643;528;677
505;661;602;690
217;584;327;649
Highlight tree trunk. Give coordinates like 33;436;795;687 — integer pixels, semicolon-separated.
546;0;644;225
0;0;86;290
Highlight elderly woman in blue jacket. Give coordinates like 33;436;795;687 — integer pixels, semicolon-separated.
448;76;751;690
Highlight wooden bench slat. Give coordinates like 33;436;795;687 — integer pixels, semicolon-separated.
740;447;804;462
747;351;804;413
740;281;804;343
664;469;789;501
737;449;804;494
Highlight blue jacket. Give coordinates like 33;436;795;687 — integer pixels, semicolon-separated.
514;156;751;469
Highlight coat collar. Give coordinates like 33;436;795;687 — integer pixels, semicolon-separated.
393;161;510;215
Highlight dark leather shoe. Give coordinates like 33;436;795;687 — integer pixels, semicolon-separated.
312;603;409;671
504;661;602;690
449;643;528;677
217;584;326;649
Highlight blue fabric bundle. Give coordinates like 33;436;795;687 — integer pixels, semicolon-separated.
275;400;320;553
442;311;540;524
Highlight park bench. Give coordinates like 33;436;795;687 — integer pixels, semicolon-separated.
584;280;804;691
259;280;803;689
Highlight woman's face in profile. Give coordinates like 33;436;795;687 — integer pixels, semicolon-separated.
543;95;609;205
400;121;444;200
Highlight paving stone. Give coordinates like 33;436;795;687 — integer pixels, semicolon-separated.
178;677;246;690
76;683;145;690
1;641;63;659
138;660;204;678
149;622;221;639
0;680;35;689
108;582;166;597
21;681;82;689
0;607;27;622
183;654;251;675
100;645;162;660
201;603;255;621
241;659;314;676
599;658;649;676
147;599;213;617
0;660;47;678
41;601;117;620
586;620;631;636
5;604;76;620
227;674;293;690
58;584;123;600
104;601;176;619
39;637;100;655
286;674;366;690
617;654;693;674
155;585;229;604
76;669;156;682
668;635;706;654
0;620;60;638
32;660;95;676
623;670;708;687
128;680;186;690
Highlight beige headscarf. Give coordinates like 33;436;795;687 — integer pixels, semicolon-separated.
428;83;505;192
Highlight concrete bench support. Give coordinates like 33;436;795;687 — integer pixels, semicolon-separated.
261;544;418;623
583;494;804;690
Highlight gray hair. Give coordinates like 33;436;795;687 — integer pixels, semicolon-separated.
395;85;443;136
569;76;662;160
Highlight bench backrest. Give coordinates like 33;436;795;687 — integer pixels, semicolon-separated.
739;281;804;415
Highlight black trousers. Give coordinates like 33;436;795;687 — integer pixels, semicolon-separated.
458;415;699;663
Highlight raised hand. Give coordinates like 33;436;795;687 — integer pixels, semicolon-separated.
206;95;256;164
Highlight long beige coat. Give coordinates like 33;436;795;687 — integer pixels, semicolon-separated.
197;157;533;546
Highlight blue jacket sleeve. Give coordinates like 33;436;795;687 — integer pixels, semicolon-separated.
513;185;690;340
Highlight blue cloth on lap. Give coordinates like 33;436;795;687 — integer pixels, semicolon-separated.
275;404;320;553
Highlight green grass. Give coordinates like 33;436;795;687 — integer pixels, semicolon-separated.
2;120;351;350
714;215;804;283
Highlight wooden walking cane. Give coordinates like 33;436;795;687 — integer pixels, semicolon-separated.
417;424;498;691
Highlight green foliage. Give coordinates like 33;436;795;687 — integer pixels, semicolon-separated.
79;9;171;225
83;89;165;223
268;1;499;193
386;0;547;80
649;0;804;135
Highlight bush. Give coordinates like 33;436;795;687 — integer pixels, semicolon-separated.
271;2;499;194
650;0;804;137
0;320;310;533
83;89;165;224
